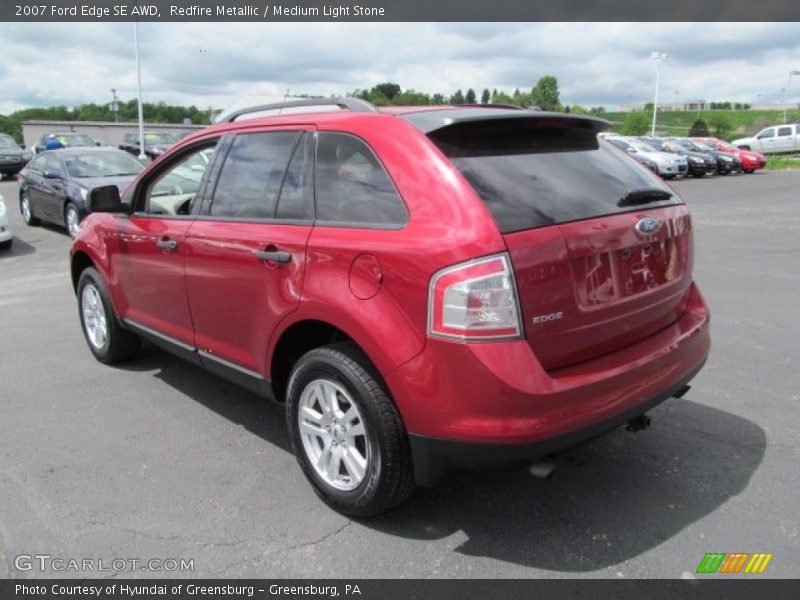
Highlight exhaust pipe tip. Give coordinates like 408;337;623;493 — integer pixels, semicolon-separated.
528;460;558;479
626;414;652;433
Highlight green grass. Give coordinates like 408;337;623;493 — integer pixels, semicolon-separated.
765;156;800;170
604;108;800;140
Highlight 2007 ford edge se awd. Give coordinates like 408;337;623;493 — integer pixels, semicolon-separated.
70;99;710;516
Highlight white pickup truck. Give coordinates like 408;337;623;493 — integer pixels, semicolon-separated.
732;123;800;154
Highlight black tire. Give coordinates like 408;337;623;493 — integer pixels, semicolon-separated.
20;191;40;226
77;267;140;364
286;342;416;517
0;239;11;250
65;202;81;238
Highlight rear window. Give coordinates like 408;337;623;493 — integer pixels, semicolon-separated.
430;119;679;233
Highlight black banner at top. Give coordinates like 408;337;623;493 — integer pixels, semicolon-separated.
3;0;800;21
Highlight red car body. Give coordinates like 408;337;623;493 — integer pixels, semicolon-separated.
694;137;766;172
70;103;710;500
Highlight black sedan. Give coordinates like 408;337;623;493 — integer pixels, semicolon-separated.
640;137;717;177
0;133;33;179
671;138;742;174
18;148;144;238
119;131;176;160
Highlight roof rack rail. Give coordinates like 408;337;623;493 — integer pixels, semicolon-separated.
218;97;379;123
453;103;525;110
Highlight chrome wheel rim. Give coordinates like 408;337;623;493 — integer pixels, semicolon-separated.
298;378;369;491
81;284;108;350
66;206;80;238
21;196;31;222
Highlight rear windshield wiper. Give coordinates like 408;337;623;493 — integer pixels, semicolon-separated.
618;188;673;207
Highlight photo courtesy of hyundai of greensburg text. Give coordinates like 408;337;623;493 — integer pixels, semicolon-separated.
0;4;798;599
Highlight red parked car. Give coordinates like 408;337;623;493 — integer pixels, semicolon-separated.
70;99;711;516
693;137;766;173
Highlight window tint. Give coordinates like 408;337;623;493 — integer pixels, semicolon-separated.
144;143;218;216
777;127;792;137
276;133;314;220
211;131;301;220
430;120;678;233
315;132;407;226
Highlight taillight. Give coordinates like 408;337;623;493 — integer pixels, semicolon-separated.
427;253;522;341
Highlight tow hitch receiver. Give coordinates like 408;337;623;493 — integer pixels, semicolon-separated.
626;414;652;432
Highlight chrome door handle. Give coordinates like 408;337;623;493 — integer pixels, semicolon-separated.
255;250;291;264
156;238;178;251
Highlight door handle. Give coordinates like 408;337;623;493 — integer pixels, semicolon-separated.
255;250;291;264
156;237;178;251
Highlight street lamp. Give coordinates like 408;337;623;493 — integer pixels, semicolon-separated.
674;90;679;111
110;88;119;123
784;70;800;124
134;22;146;160
650;51;669;137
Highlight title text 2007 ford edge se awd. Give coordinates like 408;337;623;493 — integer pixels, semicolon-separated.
70;99;710;516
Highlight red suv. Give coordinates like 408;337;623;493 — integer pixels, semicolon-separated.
70;99;711;516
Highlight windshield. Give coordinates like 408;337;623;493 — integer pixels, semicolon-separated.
144;133;175;145
607;138;631;151
630;141;656;153
0;134;18;149
716;141;735;151
63;151;145;178
59;134;95;146
691;140;715;152
639;138;665;151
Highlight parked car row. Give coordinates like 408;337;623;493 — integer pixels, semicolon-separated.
602;133;766;178
0;133;33;179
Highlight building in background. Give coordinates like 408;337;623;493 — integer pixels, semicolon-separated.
21;120;204;150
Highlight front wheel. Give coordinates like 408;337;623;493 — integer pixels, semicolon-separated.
77;267;141;364
286;343;415;517
65;202;81;238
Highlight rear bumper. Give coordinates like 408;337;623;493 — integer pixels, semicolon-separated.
386;282;711;486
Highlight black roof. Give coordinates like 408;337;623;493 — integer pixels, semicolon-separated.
399;107;610;134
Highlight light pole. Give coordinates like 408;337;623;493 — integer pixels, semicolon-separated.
784;71;800;123
110;88;119;123
134;22;146;160
650;51;668;137
674;90;679;111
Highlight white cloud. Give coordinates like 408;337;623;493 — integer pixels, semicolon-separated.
0;22;798;114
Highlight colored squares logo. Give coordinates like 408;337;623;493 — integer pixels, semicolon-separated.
696;552;773;574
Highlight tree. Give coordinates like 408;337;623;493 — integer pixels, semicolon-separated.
465;89;476;104
481;89;491;104
530;75;560;111
373;83;401;100
688;119;710;137
450;89;465;104
431;93;446;104
491;90;514;105
620;111;650;136
707;113;732;137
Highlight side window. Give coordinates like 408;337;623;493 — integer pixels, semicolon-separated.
757;129;775;139
42;154;63;175
315;132;407;227
777;126;792;137
27;155;47;172
210;131;300;220
143;142;218;216
276;133;314;221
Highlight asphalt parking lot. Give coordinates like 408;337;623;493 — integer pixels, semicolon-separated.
0;171;798;579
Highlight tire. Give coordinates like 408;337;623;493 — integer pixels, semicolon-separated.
65;202;81;238
20;192;40;226
0;239;11;250
692;172;706;178
743;169;755;174
286;342;416;517
77;267;141;364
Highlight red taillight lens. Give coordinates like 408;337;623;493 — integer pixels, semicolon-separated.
427;253;522;341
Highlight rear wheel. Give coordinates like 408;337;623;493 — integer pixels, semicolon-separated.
286;342;415;517
20;192;39;226
77;267;140;364
0;239;11;250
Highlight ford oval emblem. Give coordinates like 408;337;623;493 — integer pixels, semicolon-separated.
635;217;662;236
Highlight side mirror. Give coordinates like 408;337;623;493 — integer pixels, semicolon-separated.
43;170;63;180
87;185;125;213
20;144;25;150
96;141;102;146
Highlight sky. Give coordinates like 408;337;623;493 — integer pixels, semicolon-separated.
1;22;799;114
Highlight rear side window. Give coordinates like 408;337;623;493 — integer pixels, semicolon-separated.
430;119;678;233
276;132;314;221
315;132;407;227
211;131;301;219
777;127;792;137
